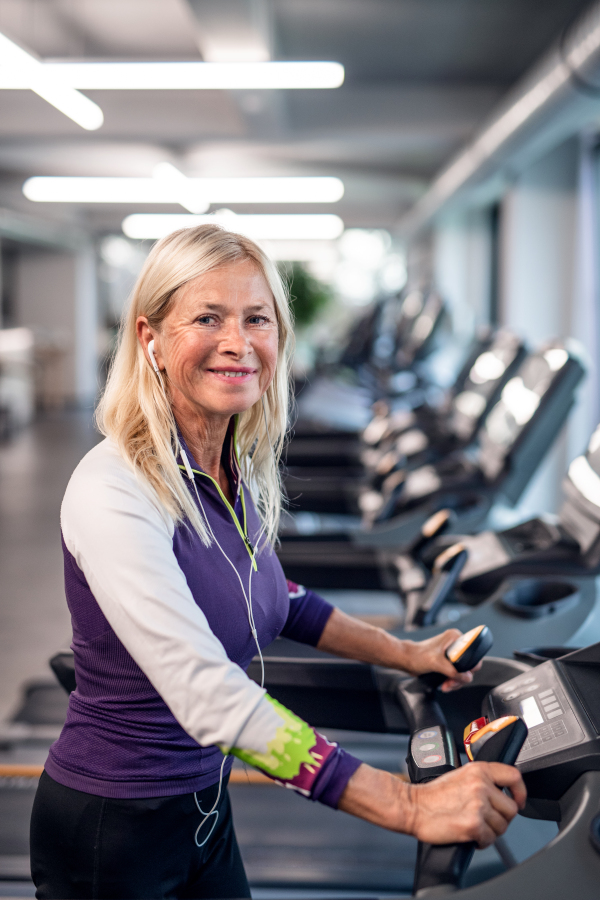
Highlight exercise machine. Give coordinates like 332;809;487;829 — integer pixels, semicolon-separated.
284;328;525;499
277;342;585;591
291;288;446;444
251;636;600;898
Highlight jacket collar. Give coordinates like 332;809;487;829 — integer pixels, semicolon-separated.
177;416;241;500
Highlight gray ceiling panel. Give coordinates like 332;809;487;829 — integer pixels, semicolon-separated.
0;0;593;233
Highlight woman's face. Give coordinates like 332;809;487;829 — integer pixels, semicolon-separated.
142;259;279;426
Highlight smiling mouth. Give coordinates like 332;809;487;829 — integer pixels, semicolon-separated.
209;369;255;378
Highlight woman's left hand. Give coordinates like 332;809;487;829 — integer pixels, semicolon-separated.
402;629;480;691
316;608;480;691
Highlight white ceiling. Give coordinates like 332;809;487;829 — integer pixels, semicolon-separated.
0;0;593;234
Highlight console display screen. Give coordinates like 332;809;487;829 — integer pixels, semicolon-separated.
520;696;544;728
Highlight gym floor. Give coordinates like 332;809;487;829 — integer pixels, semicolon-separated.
0;413;554;899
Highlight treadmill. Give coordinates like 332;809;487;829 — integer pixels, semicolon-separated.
436;420;600;594
288;288;446;463
284;324;494;470
372;418;600;654
300;419;600;666
249;640;600;898
364;329;527;474
269;422;600;664
277;341;586;589
283;328;526;515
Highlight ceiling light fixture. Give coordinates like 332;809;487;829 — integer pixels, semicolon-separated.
23;175;344;207
0;32;103;130
0;61;344;91
151;162;209;213
121;212;345;241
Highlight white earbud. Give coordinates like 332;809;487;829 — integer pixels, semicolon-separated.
148;340;160;375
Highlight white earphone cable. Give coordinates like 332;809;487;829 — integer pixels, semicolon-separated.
193;755;227;848
177;395;278;849
182;446;266;849
180;446;264;687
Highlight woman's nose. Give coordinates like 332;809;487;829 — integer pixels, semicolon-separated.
218;318;251;356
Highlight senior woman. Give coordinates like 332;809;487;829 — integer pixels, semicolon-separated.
30;225;525;900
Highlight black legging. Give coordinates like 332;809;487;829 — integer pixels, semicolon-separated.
30;770;251;899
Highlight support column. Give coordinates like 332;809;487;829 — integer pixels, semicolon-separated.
498;138;579;516
75;245;99;407
15;245;99;407
433;207;494;338
567;133;600;463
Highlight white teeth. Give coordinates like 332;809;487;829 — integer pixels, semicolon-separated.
219;371;247;377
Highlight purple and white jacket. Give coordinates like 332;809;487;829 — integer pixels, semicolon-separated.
47;432;361;805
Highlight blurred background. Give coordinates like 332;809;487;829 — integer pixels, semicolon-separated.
2;1;600;897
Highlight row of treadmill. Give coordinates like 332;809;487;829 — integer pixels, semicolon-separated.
269;288;600;897
50;288;600;896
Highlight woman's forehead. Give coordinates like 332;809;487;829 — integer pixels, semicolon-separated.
176;259;274;306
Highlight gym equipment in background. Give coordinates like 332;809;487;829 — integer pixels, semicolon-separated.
292;288;446;441
283;328;526;517
277;341;585;590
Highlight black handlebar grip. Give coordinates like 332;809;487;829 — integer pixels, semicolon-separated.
469;716;528;766
413;544;468;628
410;508;453;558
418;624;493;692
413;717;527;896
414;841;475;896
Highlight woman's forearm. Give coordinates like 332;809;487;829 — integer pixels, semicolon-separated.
338;761;527;848
316;607;471;684
337;762;413;832
316;606;413;669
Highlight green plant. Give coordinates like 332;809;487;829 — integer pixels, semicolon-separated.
281;262;332;327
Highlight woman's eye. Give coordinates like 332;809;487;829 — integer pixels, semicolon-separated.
197;315;216;325
248;315;270;325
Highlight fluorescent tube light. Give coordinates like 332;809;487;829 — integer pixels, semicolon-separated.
0;61;344;91
122;213;345;241
23;176;344;206
152;163;209;214
0;32;103;130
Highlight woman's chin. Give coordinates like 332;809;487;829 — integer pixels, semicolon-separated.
200;390;262;419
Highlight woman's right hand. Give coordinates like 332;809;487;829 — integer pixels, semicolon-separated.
408;762;527;848
338;761;526;847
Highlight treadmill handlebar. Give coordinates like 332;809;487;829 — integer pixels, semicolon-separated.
398;625;493;736
410;508;454;558
413;716;528;896
418;624;493;691
410;545;468;628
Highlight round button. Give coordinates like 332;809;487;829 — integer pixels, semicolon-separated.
418;730;436;739
419;743;437;751
503;692;520;701
423;754;442;764
521;677;536;684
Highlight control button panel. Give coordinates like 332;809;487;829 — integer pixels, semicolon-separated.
522;719;567;752
487;665;584;762
410;726;447;768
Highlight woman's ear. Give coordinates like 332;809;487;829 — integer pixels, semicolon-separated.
147;340;160;374
136;317;161;373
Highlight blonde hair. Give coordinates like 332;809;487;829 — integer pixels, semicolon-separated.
96;224;294;547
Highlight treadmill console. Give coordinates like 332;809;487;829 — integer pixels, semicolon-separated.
479;347;570;482
485;664;585;763
560;424;600;568
449;331;525;443
483;646;600;799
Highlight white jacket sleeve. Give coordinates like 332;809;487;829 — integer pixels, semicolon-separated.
61;439;280;753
